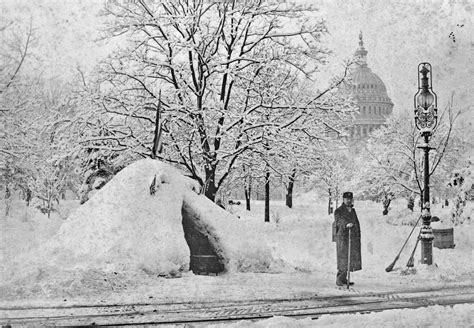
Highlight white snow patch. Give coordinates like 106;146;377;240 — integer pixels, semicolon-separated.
215;304;474;327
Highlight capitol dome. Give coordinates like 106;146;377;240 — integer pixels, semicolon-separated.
352;68;387;92
345;32;394;139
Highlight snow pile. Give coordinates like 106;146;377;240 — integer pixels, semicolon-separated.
1;159;279;288
39;159;195;276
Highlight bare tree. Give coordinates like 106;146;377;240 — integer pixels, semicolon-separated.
93;0;336;201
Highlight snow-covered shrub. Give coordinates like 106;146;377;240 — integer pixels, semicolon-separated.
31;197;57;216
445;167;473;225
272;210;281;225
449;200;472;226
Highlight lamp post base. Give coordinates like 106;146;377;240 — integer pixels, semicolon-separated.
420;239;433;265
420;224;434;265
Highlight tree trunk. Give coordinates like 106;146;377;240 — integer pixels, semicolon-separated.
151;92;163;159
47;191;52;219
26;188;31;207
328;188;333;214
265;170;270;222
204;180;218;202
285;170;296;208
407;196;414;211
4;186;11;217
382;197;391;215
244;182;251;211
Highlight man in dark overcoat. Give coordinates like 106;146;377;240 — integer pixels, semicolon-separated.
333;192;362;286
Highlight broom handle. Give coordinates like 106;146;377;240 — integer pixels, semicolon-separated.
407;229;422;267
399;214;422;251
385;214;422;272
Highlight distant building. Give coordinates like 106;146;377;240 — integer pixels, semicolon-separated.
344;32;394;139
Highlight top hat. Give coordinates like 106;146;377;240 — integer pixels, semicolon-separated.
342;192;353;199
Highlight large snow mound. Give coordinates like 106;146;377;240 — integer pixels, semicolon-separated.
4;159;281;283
47;158;197;276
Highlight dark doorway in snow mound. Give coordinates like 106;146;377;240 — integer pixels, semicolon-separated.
181;207;225;275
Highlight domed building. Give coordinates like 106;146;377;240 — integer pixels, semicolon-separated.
345;32;394;139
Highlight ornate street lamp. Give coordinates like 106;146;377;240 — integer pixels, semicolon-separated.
413;62;438;265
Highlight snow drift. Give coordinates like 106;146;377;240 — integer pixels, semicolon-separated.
6;159;280;281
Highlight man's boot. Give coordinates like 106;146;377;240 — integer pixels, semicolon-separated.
336;270;346;286
336;270;354;286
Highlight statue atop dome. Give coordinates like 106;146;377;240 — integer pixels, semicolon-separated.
354;31;368;67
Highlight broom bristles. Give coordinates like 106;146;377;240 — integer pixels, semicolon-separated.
385;255;399;272
406;238;420;268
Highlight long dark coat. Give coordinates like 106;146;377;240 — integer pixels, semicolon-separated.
333;204;362;272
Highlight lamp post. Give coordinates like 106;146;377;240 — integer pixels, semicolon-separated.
413;62;438;265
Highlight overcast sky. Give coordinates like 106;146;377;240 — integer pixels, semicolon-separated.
1;0;472;120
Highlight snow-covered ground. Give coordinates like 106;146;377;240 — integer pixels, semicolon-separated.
208;304;473;328
0;159;473;326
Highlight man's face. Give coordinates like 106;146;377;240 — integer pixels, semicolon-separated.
343;197;354;207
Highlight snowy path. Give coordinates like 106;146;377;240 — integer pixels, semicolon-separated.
1;284;473;327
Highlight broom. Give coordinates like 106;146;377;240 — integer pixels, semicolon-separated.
406;229;422;267
385;214;422;272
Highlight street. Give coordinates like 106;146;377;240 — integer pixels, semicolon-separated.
2;284;473;327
